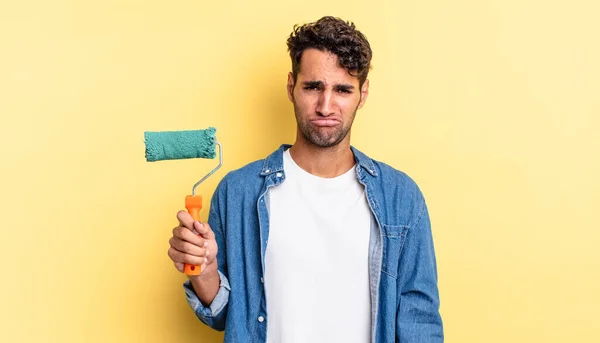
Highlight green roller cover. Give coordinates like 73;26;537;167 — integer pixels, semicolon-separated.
144;127;217;162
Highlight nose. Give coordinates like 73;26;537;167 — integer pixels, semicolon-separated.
316;90;334;117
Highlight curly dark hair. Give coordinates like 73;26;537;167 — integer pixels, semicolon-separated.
287;16;372;87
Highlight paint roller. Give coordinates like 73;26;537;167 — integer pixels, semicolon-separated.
144;127;222;275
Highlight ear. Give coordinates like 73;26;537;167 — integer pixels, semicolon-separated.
357;79;369;109
287;72;295;102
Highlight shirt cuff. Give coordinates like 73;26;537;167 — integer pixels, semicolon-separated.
183;270;231;318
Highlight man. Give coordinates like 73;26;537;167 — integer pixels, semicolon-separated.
168;16;443;342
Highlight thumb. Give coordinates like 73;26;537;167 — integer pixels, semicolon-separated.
176;210;194;230
193;221;214;239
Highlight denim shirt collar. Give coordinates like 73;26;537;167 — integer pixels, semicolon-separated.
260;144;378;177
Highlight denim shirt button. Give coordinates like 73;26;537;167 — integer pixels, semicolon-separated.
258;316;264;323
265;169;270;173
260;277;264;283
276;172;282;177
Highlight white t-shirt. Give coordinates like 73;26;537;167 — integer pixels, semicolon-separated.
265;149;372;343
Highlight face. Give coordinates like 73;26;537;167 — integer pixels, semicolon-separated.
287;48;369;148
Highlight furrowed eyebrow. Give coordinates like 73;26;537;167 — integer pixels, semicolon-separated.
335;84;355;92
302;81;355;91
303;81;323;88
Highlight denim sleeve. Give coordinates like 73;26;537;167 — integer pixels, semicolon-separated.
396;196;444;342
182;270;230;330
181;184;230;331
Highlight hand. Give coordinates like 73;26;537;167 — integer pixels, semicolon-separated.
168;210;219;277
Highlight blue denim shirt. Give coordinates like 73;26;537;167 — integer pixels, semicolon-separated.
183;144;443;342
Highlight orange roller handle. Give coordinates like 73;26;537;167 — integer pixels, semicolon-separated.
184;195;203;276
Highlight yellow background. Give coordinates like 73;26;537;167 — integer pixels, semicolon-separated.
1;1;599;342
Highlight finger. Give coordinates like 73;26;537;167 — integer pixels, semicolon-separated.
205;254;217;266
168;248;207;266
174;262;184;273
173;226;206;247
169;237;208;257
193;221;215;239
204;249;218;266
176;210;195;230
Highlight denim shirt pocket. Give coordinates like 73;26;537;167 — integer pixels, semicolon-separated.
381;224;409;279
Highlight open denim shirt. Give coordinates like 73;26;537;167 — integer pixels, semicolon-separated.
183;144;443;342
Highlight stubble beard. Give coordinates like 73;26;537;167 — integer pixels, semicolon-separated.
293;102;358;149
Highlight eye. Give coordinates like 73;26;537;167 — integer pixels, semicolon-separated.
304;85;320;91
336;87;353;94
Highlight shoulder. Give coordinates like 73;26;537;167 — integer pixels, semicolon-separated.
355;149;428;225
215;144;288;190
221;159;264;185
354;146;423;198
212;158;265;198
373;159;421;194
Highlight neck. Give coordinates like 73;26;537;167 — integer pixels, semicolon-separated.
289;136;355;178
